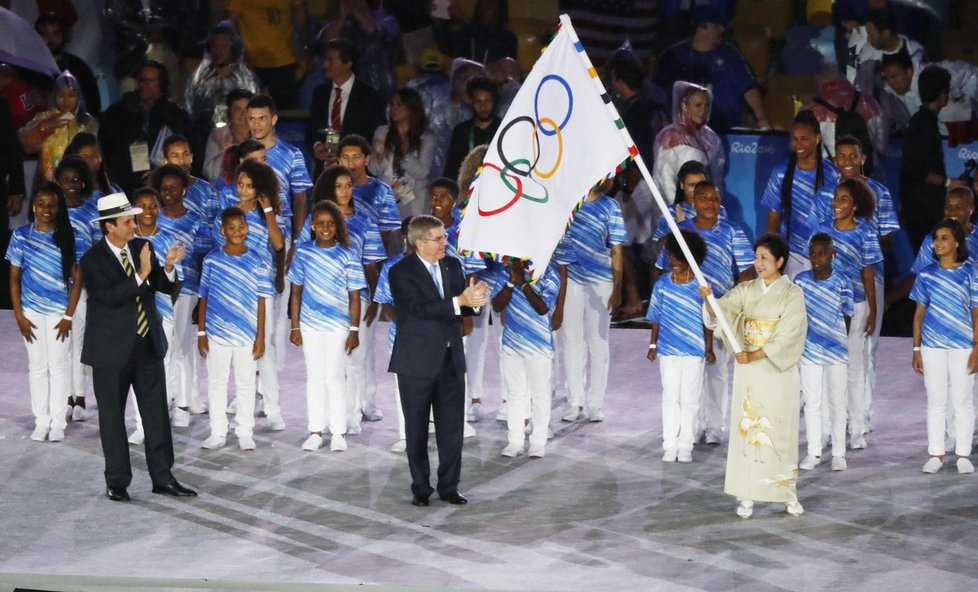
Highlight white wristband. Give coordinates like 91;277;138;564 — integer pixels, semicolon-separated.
349;326;360;332
291;327;300;332
648;343;657;349
505;281;515;289
912;346;921;352
62;314;72;321
263;207;273;213
197;330;206;337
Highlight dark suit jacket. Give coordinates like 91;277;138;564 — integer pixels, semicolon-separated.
306;77;386;177
388;254;474;379
80;238;175;369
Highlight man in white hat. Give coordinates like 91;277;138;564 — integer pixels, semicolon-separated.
80;192;196;502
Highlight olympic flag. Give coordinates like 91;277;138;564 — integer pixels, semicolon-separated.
456;14;636;277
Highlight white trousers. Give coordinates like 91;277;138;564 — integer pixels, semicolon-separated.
700;339;730;436
344;293;376;427
360;294;379;415
863;276;884;425
561;279;613;413
273;272;290;372
207;343;257;438
170;294;200;408
258;297;282;418
921;347;975;457
464;305;498;403
23;309;71;432
660;355;704;454
394;374;406;440
301;329;348;435
846;300;870;438
501;351;552;449
800;362;848;458
69;290;90;399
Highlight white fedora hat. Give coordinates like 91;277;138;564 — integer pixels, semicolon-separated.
95;192;143;221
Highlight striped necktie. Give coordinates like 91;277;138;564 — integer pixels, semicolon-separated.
120;249;149;337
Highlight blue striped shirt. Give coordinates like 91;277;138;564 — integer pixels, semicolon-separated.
66;202;98;256
815;220;882;303
654;217;753;297
353;177;400;233
911;261;978;349
287;241;367;332
553;195;627;285
265;140;313;220
651;200;728;242
491;265;561;358
5;224;73;315
157;210;209;295
911;224;978;275
142;230;180;323
373;252;404;351
199;247;274;346
184;178;218;249
645;274;705;357
214;188;286;285
761;160;840;257
794;270;853;365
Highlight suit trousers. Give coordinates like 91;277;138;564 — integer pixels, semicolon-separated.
23;309;71;433
92;335;175;489
398;347;464;498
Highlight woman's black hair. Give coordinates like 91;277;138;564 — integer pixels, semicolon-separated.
149;164;191;192
223;138;266;184
675;160;710;204
932;218;969;263
54;155;95;200
836;177;876;219
383;87;427;170
312;164;354;211
665;229;707;266
64;132;112;194
310;200;350;248
35;181;75;293
235;160;281;222
754;232;789;273
780;109;824;242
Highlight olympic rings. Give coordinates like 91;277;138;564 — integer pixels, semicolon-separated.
500;159;549;203
476;162;525;216
531;117;562;179
533;75;573;136
497;116;540;177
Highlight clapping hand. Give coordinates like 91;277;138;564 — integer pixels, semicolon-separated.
164;241;186;272
459;277;488;308
138;243;153;280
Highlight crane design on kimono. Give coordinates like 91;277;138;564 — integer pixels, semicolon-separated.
738;388;782;463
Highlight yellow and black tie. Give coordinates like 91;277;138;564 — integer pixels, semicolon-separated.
120;249;149;338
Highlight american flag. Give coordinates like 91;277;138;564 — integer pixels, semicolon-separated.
561;0;660;66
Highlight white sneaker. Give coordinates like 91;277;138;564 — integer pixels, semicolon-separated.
302;434;323;451
463;422;477;438
467;402;483;422
48;427;64;442
662;450;677;463
561;408;582;422
238;435;256;451
362;407;383;422
501;442;523;457
922;457;943;473
266;415;286;431
30;425;48;441
496;401;508;422
677;451;693;463
831;456;847;471
330;434;347;452
347;424;363;435
785;500;804;516
528;444;545;458
390;439;406;453
188;399;208;415
171;408;191;428
71;404;88;422
588;409;605;422
202;434;227;449
799;455;821;470
957;457;975;474
128;430;144;445
736;500;754;519
850;435;867;450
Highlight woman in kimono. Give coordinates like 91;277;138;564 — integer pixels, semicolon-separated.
699;233;808;519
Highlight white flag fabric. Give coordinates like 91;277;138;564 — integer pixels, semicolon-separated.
457;14;636;279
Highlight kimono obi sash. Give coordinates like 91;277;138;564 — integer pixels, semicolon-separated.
743;317;779;350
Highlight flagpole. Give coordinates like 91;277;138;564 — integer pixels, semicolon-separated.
558;14;742;354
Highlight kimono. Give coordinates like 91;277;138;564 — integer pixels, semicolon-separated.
706;275;808;503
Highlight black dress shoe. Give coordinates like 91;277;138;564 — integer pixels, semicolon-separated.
411;494;430;506
439;491;468;505
152;481;198;497
106;487;130;502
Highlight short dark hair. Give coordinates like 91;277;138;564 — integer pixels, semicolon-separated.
131;186;162;206
429;177;460;199
225;88;254;110
149;163;190;191
138;60;170;96
919;65;951;104
808;231;834;252
880;49;913;73
54;155;94;197
835;134;863;152
693;180;719;196
221;206;247;226
606;51;644;91
754;233;789;273
162;134;191;156
932;218;969;263
948;185;976;208
866;8;897;35
836;177;876;219
324;38;358;69
665;229;707;266
34;12;68;35
401;216;414;236
247;94;277;113
339;134;371;157
465;76;498;102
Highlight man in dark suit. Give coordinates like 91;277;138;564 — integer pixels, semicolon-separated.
389;215;488;506
306;38;386;180
81;193;196;502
